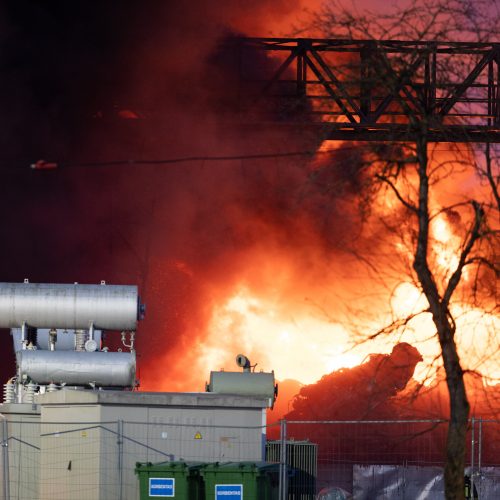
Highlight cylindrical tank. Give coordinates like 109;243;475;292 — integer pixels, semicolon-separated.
16;350;136;387
207;371;277;407
0;282;140;330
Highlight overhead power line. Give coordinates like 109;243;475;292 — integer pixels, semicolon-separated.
26;143;490;171
31;151;323;169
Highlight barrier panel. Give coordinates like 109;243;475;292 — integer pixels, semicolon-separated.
1;417;499;499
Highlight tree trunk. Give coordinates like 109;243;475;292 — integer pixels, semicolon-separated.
413;132;470;499
441;331;470;500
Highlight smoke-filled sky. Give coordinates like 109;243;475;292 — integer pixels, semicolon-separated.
0;0;329;389
0;1;497;400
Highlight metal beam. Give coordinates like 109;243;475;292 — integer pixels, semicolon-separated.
229;38;500;143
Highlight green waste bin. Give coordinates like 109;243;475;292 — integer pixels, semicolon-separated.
135;461;205;499
201;462;280;500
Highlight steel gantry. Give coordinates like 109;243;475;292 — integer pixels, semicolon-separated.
226;38;500;143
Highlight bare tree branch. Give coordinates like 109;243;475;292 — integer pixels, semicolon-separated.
442;201;485;308
375;173;418;213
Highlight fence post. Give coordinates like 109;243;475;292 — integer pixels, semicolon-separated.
402;459;407;500
117;419;123;500
470;416;475;498
477;417;483;498
279;419;288;500
1;416;10;500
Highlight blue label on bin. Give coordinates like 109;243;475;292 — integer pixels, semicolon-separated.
149;477;175;497
215;484;243;499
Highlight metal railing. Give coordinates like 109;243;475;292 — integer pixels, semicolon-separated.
223;38;500;143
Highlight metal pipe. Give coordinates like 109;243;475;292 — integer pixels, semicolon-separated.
20;322;27;350
278;420;284;500
48;329;57;351
0;282;141;330
283;419;288;500
120;331;135;352
1;415;10;500
16;367;22;404
279;419;288;500
117;420;123;500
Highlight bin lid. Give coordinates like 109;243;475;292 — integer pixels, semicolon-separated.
201;461;280;475
135;461;206;473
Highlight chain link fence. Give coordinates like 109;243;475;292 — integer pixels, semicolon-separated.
1;416;499;499
279;418;500;499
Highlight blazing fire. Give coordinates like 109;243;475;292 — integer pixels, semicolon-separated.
141;139;498;405
2;2;496;432
199;287;362;384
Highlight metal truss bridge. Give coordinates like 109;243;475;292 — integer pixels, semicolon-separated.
226;38;500;143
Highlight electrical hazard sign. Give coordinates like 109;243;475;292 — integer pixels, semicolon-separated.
194;431;202;439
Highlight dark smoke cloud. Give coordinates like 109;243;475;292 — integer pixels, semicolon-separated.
0;0;342;392
1;7;496;466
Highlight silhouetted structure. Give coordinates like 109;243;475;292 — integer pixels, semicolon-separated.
228;38;500;143
287;343;423;420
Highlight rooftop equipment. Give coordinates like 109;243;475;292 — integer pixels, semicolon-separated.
206;354;278;408
0;281;141;330
1;280;144;402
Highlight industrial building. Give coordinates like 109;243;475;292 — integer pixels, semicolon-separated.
0;281;278;500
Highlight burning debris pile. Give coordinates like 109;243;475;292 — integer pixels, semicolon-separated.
286;343;423;420
266;343;500;464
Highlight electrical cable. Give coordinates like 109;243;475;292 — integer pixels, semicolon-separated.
0;142;495;171
23;143;495;171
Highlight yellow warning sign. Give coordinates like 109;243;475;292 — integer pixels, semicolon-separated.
194;431;202;440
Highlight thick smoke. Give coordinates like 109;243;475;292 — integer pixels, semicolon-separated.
0;1;496;434
0;0;335;391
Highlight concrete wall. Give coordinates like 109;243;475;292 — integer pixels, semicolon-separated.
2;390;268;500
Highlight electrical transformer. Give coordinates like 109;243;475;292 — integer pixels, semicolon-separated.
1;280;144;403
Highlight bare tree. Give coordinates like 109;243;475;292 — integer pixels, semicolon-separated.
302;1;500;498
